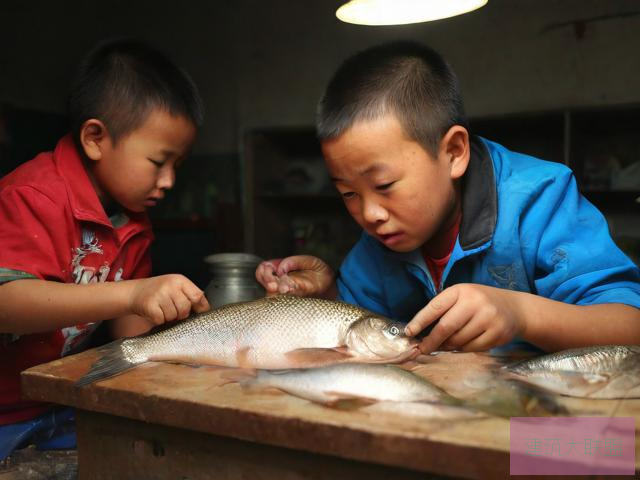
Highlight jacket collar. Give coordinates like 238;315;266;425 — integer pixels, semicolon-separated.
458;136;497;251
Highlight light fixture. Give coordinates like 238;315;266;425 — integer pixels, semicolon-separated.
336;0;488;26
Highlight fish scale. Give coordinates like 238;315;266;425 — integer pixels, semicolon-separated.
77;295;419;386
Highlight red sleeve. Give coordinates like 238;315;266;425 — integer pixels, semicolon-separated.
0;185;71;282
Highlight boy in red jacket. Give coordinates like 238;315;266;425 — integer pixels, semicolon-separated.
0;39;210;457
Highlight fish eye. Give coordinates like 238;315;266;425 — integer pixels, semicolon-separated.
382;324;401;340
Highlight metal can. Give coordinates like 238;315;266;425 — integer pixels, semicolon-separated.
203;252;265;307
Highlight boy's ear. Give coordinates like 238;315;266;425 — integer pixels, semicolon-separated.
440;125;470;180
79;119;110;162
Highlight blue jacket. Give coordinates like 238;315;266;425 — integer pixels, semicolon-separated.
337;137;640;325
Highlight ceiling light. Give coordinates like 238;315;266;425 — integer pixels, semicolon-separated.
336;0;488;26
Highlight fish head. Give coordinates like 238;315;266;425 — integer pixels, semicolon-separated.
345;316;419;362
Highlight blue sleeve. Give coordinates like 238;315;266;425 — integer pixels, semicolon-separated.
525;170;640;308
336;234;393;316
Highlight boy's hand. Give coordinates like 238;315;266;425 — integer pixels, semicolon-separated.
255;255;337;299
404;284;526;354
129;274;210;325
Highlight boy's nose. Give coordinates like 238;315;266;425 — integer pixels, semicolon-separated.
362;198;388;224
157;167;175;190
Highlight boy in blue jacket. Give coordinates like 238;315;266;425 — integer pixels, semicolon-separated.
256;41;640;354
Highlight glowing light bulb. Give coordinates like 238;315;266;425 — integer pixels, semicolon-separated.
336;0;488;26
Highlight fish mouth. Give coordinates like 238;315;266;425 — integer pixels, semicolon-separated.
364;346;421;364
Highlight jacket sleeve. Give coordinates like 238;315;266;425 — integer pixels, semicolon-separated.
526;170;640;308
0;185;70;284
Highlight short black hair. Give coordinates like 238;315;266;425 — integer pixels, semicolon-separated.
68;38;204;144
317;41;467;155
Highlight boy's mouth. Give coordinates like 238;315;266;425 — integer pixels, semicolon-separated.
144;196;162;207
378;232;404;245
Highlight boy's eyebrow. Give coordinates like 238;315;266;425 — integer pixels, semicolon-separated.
361;163;388;175
330;163;388;182
158;149;177;158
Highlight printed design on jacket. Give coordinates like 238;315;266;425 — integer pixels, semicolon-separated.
65;228;118;355
71;228;109;285
488;264;519;290
61;323;99;356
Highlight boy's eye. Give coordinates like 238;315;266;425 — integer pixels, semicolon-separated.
376;182;395;191
148;159;164;167
341;191;356;199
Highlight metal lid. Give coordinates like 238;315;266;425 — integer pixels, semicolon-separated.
203;252;263;268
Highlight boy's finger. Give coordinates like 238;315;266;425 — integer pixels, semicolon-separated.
277;276;300;295
258;260;282;277
276;257;299;276
276;255;320;276
458;330;495;352
147;305;165;325
404;288;458;336
159;299;178;323
182;286;210;312
193;294;211;312
174;296;192;319
418;304;470;353
182;283;203;300
442;321;484;348
256;263;283;292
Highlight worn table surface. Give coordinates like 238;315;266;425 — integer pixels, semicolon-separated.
21;348;640;478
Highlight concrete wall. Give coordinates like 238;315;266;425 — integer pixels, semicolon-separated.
1;0;640;154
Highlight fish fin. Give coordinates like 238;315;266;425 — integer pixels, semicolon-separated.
581;372;610;384
323;392;377;410
415;354;436;363
396;361;421;371
284;347;353;368
264;368;300;375
244;386;286;396
237;376;285;396
235;346;253;368
76;339;141;387
521;392;570;417
217;367;258;387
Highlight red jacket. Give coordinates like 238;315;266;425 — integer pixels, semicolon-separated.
0;135;153;424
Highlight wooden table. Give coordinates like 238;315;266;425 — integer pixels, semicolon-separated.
21;349;640;480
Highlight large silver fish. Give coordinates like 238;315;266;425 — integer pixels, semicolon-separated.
503;345;640;399
77;295;419;386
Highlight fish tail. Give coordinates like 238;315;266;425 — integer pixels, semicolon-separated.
464;380;569;417
75;339;142;387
